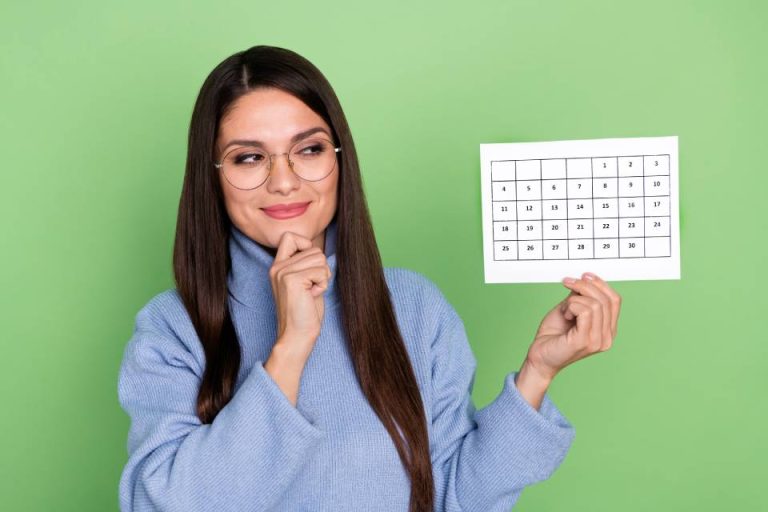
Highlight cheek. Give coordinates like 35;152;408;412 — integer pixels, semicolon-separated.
320;173;339;206
314;177;339;219
219;179;264;222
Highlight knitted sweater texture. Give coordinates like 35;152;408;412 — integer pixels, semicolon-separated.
117;218;576;511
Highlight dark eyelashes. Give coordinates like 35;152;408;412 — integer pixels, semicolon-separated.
232;145;326;165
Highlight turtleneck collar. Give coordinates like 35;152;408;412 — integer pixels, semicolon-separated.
227;216;340;314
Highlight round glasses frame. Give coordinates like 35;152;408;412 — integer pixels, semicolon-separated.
214;138;342;191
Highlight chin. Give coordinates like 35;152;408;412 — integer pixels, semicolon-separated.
263;222;318;247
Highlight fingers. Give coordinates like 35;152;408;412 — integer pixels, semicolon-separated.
582;275;612;345
274;248;327;272
582;273;622;339
283;266;331;297
561;272;622;352
274;231;315;262
270;232;331;284
562;295;604;352
564;279;611;342
271;251;331;282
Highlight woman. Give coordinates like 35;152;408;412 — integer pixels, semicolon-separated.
118;45;621;512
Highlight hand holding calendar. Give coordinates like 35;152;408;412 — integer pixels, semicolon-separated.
523;271;622;382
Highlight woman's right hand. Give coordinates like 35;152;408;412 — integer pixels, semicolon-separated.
268;231;332;359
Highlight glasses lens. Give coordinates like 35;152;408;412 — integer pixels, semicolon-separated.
289;138;338;181
220;147;270;189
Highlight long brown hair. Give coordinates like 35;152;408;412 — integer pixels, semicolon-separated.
172;45;434;511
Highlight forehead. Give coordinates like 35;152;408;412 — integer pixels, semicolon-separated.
218;88;329;144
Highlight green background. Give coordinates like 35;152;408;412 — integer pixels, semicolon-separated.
2;0;766;510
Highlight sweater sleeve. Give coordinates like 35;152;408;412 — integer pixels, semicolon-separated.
429;295;576;512
117;294;323;512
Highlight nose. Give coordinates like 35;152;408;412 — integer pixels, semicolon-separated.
265;152;301;195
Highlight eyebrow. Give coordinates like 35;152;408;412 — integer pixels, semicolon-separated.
220;126;332;153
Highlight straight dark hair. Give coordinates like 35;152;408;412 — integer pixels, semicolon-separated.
172;45;434;511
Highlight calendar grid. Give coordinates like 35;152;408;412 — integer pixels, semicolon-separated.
538;160;543;259
617;157;622;258
593;157;598;258
564;159;570;259
642;156;646;257
490;153;672;262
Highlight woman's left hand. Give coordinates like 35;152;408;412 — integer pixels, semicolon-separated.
524;272;622;383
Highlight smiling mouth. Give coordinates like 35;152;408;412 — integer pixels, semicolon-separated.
260;201;311;219
261;201;311;212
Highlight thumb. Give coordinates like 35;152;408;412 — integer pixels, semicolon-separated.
560;289;577;311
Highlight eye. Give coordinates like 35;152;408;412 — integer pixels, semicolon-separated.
234;151;265;165
296;142;327;156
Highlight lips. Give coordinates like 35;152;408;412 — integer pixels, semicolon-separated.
260;201;311;220
261;201;311;212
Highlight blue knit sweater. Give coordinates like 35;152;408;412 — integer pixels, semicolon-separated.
117;217;576;511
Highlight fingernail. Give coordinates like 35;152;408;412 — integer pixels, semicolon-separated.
563;277;576;284
583;273;595;280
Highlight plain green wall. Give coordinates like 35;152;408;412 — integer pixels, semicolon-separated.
2;0;766;510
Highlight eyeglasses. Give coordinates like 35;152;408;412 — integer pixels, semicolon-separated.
214;137;342;190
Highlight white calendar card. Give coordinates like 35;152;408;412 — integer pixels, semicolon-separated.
480;136;680;283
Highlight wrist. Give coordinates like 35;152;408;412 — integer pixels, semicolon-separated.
512;360;553;412
265;340;308;408
517;358;555;392
271;337;310;369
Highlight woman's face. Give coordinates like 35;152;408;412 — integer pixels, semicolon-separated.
215;87;339;251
